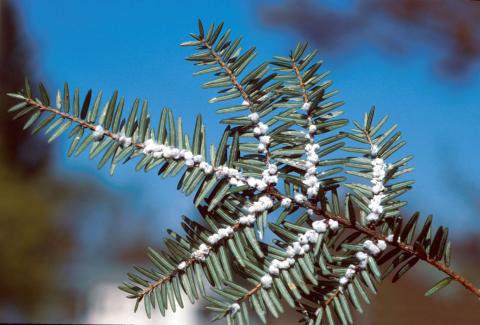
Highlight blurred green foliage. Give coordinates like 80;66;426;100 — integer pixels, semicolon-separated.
0;0;74;318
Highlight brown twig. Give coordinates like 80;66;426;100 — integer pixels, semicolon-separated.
201;39;253;107
201;37;273;164
291;57;309;104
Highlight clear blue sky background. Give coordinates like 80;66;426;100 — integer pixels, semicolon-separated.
15;0;480;240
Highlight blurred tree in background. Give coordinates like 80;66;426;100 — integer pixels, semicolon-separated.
0;0;74;318
262;0;480;78
0;0;48;172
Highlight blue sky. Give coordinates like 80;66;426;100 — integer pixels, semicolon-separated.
16;0;480;238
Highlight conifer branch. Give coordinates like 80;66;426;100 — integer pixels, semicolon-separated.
266;188;480;298
23;97;144;148
133;193;276;302
9;69;479;320
9;92;253;186
5;20;479;324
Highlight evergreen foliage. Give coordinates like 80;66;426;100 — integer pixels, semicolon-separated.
6;21;480;324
